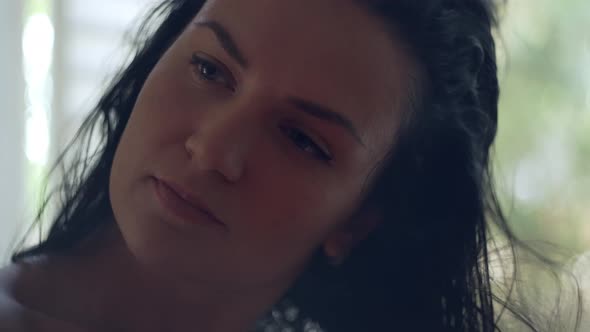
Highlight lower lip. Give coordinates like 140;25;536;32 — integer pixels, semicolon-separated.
151;177;225;230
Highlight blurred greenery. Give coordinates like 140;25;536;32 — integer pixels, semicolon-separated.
24;0;51;16
495;0;590;254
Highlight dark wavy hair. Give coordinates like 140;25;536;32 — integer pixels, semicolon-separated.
11;0;580;331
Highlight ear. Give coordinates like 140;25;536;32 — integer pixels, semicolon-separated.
322;203;382;265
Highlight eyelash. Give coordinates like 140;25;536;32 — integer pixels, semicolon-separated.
280;126;333;163
190;53;234;90
189;53;333;164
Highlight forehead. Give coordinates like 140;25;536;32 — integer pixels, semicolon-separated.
193;0;416;156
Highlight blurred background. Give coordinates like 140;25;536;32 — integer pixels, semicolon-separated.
0;0;589;263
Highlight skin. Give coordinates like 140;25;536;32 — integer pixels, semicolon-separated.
0;0;418;330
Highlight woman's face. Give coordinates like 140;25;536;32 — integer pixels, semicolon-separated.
110;0;416;289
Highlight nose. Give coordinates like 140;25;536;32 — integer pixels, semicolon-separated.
184;105;253;183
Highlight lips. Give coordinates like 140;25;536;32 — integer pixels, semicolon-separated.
152;176;226;229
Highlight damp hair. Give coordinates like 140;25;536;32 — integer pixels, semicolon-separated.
11;1;582;331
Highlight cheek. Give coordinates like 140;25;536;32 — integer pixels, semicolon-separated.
242;174;355;247
109;65;195;245
111;56;201;173
133;76;192;133
221;175;362;282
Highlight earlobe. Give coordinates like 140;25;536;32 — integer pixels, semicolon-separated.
322;205;382;266
323;232;355;266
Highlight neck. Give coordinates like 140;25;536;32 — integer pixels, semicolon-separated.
16;225;294;332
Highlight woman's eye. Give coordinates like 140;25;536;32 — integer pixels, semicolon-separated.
280;126;332;163
190;53;233;89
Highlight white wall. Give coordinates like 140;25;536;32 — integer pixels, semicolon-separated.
0;2;25;263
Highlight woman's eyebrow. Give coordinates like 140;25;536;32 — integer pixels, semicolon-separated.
193;20;249;68
287;97;366;147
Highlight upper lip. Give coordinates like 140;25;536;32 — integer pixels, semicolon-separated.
154;176;225;226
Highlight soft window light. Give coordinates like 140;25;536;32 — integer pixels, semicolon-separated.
23;13;54;165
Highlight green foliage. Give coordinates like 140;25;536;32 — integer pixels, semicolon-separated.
495;0;590;253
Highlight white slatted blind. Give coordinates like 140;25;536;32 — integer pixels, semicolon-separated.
53;0;155;153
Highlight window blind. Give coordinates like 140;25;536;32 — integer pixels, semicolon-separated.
53;0;154;153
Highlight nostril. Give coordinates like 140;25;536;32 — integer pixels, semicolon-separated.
183;134;245;183
184;135;196;158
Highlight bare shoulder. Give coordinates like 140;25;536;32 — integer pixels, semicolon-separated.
0;263;34;331
0;263;93;332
